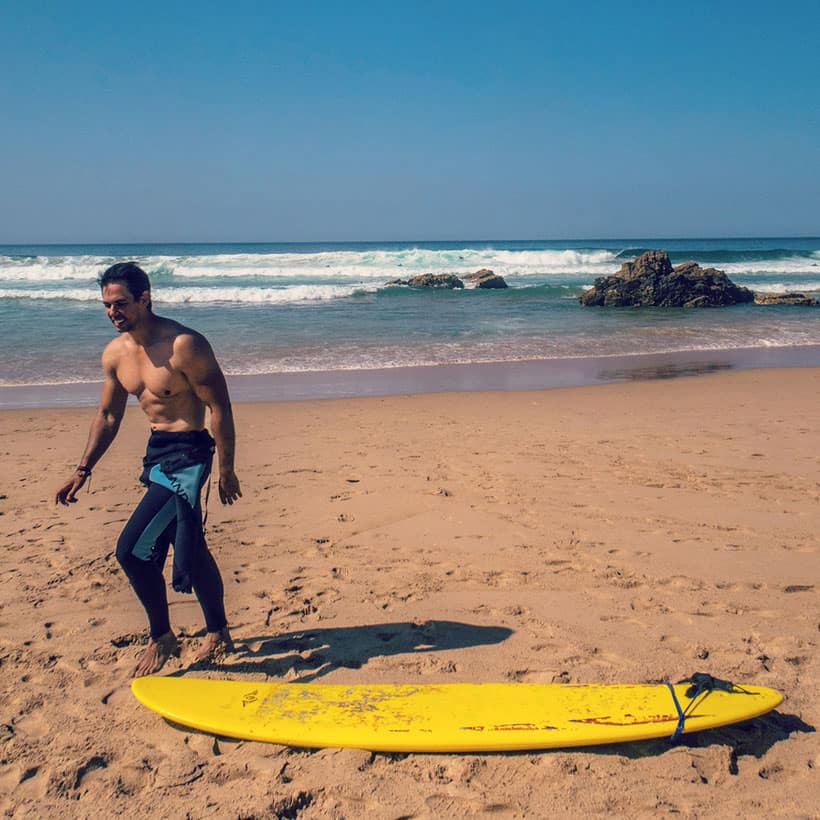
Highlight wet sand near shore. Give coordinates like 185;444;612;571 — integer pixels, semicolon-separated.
2;343;820;409
0;367;818;817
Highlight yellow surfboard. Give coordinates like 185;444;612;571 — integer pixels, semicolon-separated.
131;676;782;752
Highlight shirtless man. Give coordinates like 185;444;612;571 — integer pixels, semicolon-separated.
55;262;241;676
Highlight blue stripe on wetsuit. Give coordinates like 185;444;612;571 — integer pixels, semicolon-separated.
131;494;177;561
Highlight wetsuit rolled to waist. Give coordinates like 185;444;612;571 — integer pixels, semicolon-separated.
140;429;215;593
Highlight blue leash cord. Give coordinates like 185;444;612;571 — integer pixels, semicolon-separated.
666;682;686;742
666;674;744;743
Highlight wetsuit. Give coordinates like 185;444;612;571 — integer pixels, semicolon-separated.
116;429;227;639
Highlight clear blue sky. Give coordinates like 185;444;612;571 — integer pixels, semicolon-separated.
1;0;818;242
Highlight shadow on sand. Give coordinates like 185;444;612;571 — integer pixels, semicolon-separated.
189;620;513;682
599;360;733;382
554;710;815;767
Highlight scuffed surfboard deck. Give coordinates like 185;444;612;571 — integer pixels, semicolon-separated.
131;678;783;753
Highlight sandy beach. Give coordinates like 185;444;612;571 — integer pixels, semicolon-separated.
1;367;818;818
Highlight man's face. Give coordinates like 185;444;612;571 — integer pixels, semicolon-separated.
101;283;149;333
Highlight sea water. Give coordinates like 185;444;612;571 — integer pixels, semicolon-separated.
1;238;819;393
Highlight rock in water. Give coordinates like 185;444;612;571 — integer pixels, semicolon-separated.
618;250;673;281
463;269;508;289
406;274;465;289
753;292;818;306
579;251;754;307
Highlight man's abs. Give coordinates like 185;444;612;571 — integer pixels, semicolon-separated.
139;388;207;431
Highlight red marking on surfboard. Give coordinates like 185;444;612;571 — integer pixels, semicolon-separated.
569;714;679;726
461;724;559;732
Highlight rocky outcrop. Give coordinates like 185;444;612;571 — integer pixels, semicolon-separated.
407;273;464;289
463;269;508;289
754;292;818;306
618;250;673;281
386;269;508;290
386;274;466;288
579;250;754;307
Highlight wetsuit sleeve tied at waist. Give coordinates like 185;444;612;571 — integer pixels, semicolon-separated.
139;430;216;593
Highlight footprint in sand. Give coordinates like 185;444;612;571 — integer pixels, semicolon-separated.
11;711;50;741
109;632;147;648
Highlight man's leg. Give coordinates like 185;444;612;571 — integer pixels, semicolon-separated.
116;483;180;675
191;540;234;661
175;495;233;661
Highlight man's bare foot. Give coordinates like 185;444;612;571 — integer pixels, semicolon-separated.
134;631;180;677
192;626;235;665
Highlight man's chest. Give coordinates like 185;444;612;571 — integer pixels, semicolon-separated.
116;347;188;398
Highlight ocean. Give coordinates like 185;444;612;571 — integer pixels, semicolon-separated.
1;238;819;406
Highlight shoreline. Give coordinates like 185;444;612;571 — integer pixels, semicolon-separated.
2;343;819;409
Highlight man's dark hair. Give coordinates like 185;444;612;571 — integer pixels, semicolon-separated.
99;262;152;309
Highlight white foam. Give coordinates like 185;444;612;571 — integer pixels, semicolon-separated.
0;248;625;284
3;248;820;285
719;260;820;276
0;283;377;304
166;248;623;279
750;282;820;293
0;287;101;300
160;284;377;304
0;255;111;282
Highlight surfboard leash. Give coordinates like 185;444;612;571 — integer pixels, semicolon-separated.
666;673;752;742
666;682;686;742
679;672;751;698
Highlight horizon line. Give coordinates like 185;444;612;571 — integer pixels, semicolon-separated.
1;235;819;247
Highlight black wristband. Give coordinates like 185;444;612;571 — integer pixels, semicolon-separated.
75;465;92;476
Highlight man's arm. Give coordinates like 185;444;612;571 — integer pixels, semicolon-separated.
55;346;128;505
176;333;242;505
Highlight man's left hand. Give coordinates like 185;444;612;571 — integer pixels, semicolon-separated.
218;471;242;505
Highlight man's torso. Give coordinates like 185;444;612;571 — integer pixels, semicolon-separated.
109;318;207;432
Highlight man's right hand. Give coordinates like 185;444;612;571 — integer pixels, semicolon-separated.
55;472;89;506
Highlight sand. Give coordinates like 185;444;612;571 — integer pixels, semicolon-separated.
0;367;818;818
